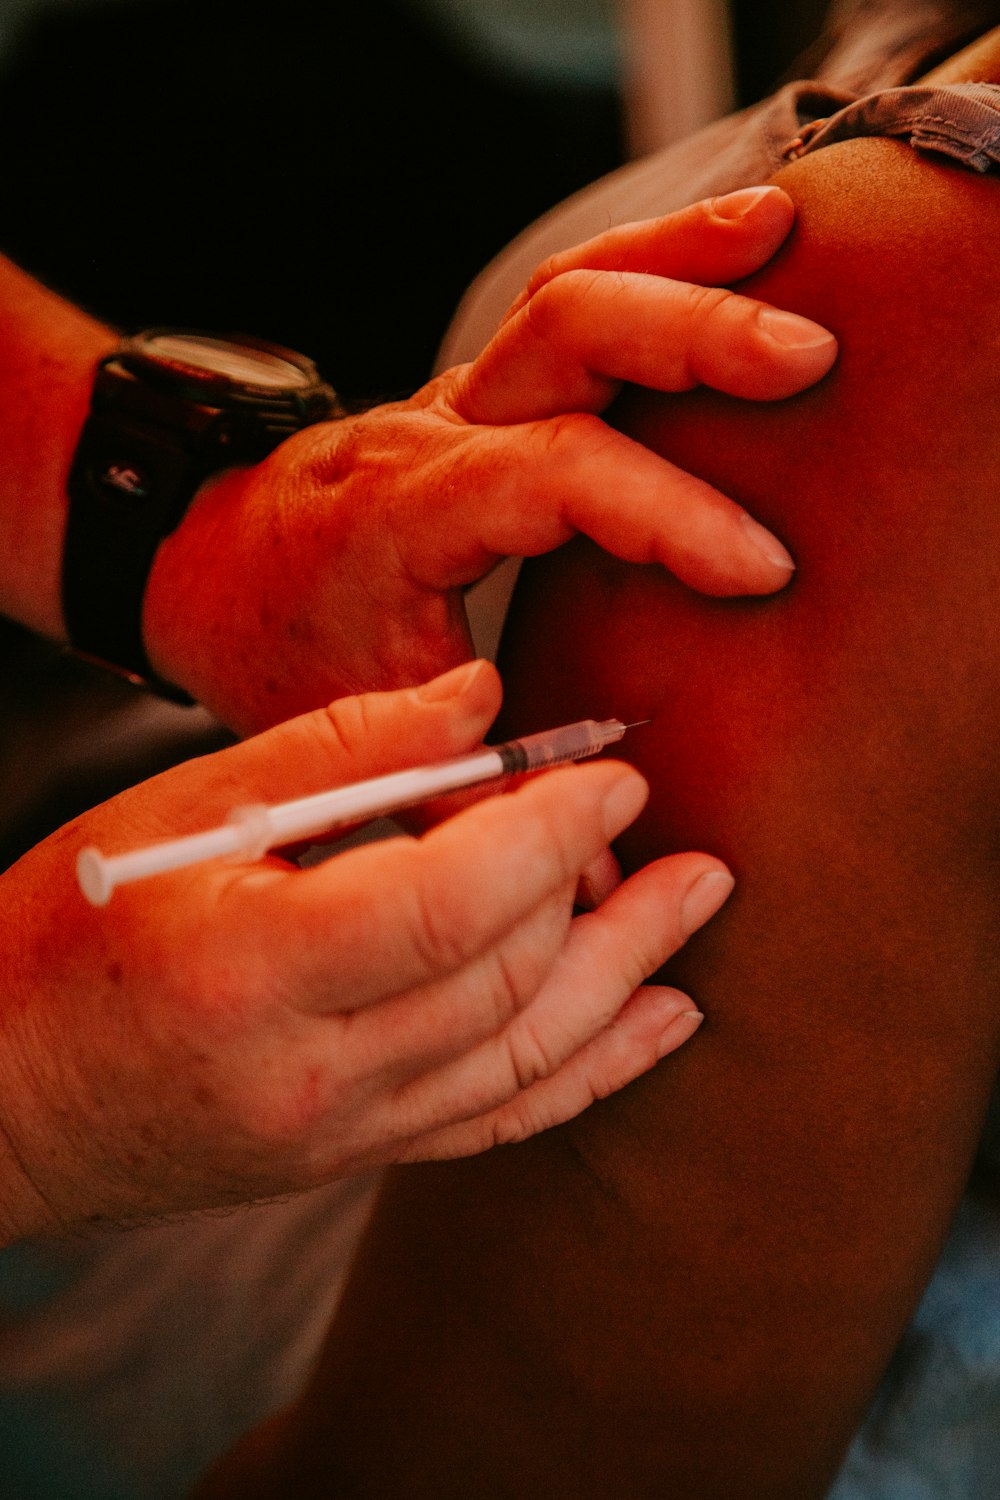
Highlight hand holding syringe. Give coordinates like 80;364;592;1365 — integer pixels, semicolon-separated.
77;717;648;906
8;661;729;1233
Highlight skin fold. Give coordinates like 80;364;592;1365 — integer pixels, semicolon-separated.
194;31;1000;1500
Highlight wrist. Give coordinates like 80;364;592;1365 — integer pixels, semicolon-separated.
0;258;117;642
140;465;241;705
61;329;340;702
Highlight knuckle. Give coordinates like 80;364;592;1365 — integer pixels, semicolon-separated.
610;925;667;992
684;281;734;326
483;946;533;1029
524;250;564;299
486;1107;537;1149
522;277;564;345
504;1015;560;1092
299;413;364;487
523;268;602;343
319;690;378;760
405;866;477;978
535;410;618;470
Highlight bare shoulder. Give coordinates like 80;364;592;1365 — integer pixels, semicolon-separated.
501;134;1000;874
620;132;1000;588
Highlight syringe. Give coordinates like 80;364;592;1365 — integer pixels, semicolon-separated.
77;716;649;907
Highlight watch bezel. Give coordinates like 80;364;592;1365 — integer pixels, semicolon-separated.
114;328;330;406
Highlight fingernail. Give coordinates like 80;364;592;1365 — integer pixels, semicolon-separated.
711;185;775;221
739;511;795;572
417;659;489;703
758;307;835;350
601;770;649;841
680;868;735;938
658;1006;705;1058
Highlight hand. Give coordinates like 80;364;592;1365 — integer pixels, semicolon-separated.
0;661;731;1239
143;186;836;733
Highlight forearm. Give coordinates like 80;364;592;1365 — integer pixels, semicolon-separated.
0;255;116;639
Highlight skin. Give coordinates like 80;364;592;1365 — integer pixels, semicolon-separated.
0;659;729;1240
192;32;1000;1500
141;188;835;733
0;189;838;1239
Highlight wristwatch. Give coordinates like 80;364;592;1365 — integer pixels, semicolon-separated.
62;328;342;700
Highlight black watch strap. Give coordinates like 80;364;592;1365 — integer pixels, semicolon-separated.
62;402;214;702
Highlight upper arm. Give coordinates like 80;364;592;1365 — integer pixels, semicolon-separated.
196;136;1000;1500
489;138;1000;1489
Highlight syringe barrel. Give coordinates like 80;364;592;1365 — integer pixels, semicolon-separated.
257;747;506;846
500;719;625;774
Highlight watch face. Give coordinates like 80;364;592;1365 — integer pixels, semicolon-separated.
143;332;313;390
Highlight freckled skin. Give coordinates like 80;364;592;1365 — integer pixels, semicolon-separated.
194;35;1000;1500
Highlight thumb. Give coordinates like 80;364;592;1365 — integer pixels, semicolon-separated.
111;660;504;842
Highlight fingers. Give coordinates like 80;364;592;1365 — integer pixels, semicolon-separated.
336;882;576;1090
413;413;794;595
244;759;650;1014
398;990;703;1162
501;185;798;321
452;270;836;426
449;185;836;428
384;854;733;1152
123;659;503;840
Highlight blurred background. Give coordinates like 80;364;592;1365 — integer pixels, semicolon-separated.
0;0;830;406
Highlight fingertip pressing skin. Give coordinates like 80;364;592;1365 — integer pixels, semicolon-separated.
657;1005;705;1059
679;865;736;938
596;985;704;1080
757;305;837;351
467;417;797;597
737;512;797;575
676;287;838;401
705;185;797;265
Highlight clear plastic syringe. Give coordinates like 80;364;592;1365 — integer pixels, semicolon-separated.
77;717;646;907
